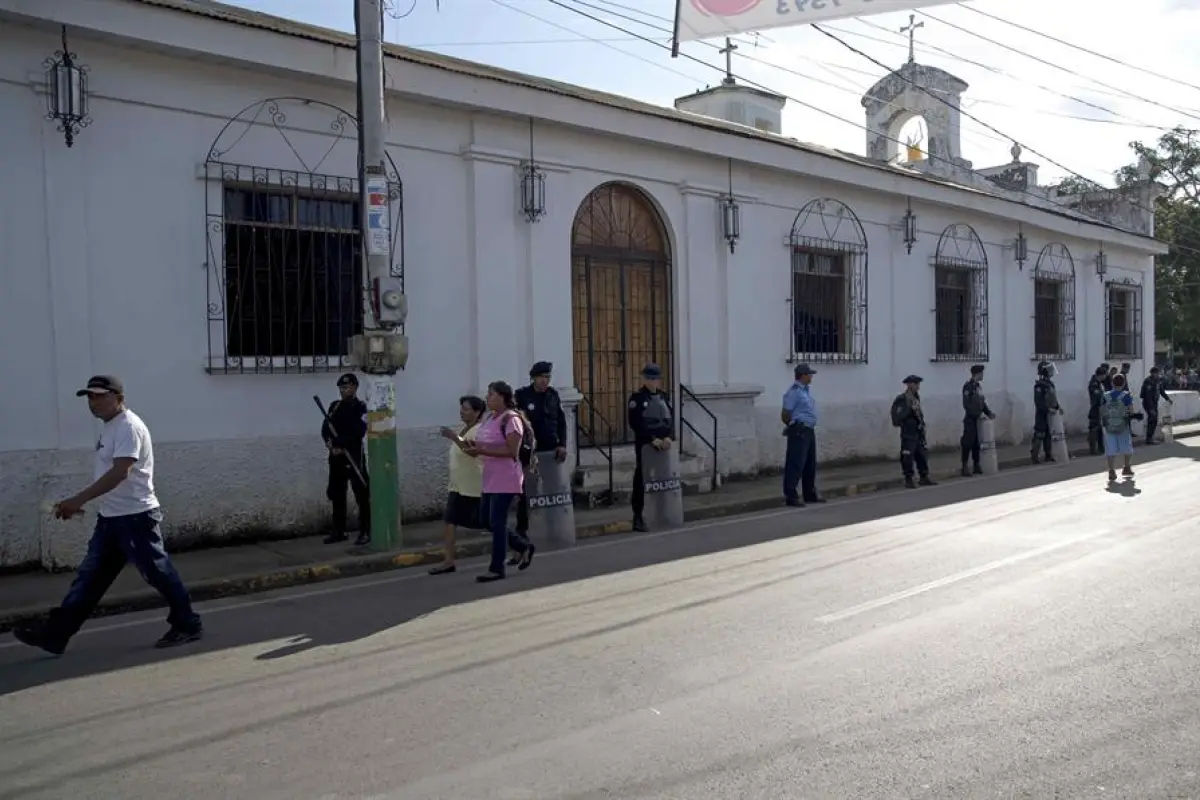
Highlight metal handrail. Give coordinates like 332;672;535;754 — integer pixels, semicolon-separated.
574;393;615;504
679;384;719;490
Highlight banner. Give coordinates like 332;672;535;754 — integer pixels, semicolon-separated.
675;0;957;44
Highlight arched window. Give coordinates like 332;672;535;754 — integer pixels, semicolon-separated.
1032;243;1076;361
933;223;988;361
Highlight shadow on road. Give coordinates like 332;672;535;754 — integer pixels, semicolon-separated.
1;441;1196;700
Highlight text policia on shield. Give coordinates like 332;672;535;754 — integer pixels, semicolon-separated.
673;0;960;47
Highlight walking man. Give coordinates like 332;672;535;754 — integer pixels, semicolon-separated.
960;364;995;477
322;373;370;546
891;375;937;489
627;364;674;532
514;361;568;541
12;376;202;655
781;363;823;507
1139;366;1173;444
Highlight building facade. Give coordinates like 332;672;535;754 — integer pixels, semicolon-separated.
0;0;1165;568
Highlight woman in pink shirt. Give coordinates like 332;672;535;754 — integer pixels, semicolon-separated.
464;381;535;582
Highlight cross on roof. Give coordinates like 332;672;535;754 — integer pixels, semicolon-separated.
720;37;738;84
900;14;924;64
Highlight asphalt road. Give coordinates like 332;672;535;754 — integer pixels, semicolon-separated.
2;443;1200;799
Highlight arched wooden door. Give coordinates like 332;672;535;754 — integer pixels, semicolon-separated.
571;183;673;445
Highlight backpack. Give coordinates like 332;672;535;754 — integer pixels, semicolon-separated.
500;411;536;467
890;396;906;428
1100;393;1129;434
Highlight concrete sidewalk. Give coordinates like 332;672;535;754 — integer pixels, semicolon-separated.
2;423;1196;631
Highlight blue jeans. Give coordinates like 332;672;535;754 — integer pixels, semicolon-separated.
480;492;529;576
46;509;201;641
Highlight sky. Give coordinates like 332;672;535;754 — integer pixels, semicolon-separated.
222;0;1200;186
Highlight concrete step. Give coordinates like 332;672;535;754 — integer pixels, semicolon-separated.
572;452;715;507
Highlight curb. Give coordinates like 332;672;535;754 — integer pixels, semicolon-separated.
2;430;1195;633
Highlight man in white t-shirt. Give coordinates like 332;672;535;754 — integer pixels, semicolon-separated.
12;375;202;655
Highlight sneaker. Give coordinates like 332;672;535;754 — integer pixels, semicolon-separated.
155;627;203;649
323;533;349;545
1108;470;1118;482
12;626;66;656
1122;466;1134;477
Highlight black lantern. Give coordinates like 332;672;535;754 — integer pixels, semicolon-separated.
520;118;546;223
721;158;741;253
902;198;917;254
44;26;90;148
1014;224;1028;269
1094;247;1108;279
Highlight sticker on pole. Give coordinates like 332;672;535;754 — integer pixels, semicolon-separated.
366;178;391;256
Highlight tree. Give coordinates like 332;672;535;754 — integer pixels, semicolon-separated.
1112;127;1200;359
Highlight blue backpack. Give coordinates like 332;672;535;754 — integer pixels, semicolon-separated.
1101;393;1129;434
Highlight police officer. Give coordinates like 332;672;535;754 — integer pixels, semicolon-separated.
321;373;370;546
627;364;674;532
891;375;936;489
514;361;569;540
1102;363;1116;392
1139;365;1173;444
1031;360;1061;464
1087;365;1108;455
960;364;995;477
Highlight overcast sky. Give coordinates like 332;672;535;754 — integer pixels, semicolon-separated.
225;0;1200;186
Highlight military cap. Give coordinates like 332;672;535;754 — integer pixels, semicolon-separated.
642;363;662;379
903;374;923;384
529;361;553;377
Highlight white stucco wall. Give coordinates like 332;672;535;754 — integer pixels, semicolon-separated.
0;5;1163;567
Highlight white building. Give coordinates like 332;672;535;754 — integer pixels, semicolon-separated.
0;0;1166;568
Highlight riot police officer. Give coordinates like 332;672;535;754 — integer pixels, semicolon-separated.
1139;366;1173;444
627;364;674;532
1031;360;1061;464
321;373;370;546
513;361;568;541
960;364;995;477
890;375;936;489
1087;365;1107;455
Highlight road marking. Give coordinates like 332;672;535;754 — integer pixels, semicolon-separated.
814;532;1102;624
0;464;1145;647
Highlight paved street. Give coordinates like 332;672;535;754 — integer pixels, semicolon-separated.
2;443;1199;799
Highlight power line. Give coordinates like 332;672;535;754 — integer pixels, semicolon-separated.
956;3;1200;97
410;36;644;46
916;9;1200;126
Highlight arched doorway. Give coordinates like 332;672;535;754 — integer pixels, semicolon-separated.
571;183;673;445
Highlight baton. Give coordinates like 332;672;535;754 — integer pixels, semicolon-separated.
313;395;369;488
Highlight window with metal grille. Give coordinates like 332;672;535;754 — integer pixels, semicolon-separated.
933;224;988;361
787;199;868;363
1032;242;1076;361
1105;281;1143;359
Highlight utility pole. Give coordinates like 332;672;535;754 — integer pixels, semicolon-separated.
352;0;408;551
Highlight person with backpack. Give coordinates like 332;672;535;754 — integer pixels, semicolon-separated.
891;375;937;489
1100;374;1142;482
462;381;535;583
627;363;674;532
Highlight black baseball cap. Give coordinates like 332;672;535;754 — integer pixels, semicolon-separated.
336;373;358;387
76;375;124;396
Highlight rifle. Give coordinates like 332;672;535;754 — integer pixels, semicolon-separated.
312;395;368;487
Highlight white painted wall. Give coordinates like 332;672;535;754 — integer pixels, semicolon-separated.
0;9;1162;567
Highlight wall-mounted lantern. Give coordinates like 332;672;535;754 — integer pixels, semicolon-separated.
902;198;917;254
520;117;546;223
1014;224;1028;270
44;25;90;148
721;158;741;253
1094;246;1108;279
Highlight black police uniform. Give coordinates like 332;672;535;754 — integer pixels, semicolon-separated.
1140;372;1172;443
627;377;674;529
891;377;935;487
960;367;993;475
1031;364;1060;463
322;377;370;545
1087;369;1106;455
514;361;569;535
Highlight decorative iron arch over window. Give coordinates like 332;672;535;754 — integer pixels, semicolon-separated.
1031;243;1076;362
1104;273;1144;361
201;97;406;374
932;223;989;362
786;198;868;364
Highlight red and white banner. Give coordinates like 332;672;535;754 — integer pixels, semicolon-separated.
675;0;957;43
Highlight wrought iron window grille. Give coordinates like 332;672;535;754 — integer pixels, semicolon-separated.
785;198;869;365
1104;278;1143;360
1031;243;1076;362
932;223;989;362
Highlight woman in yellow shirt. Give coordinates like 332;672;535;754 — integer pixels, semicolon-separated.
430;395;486;575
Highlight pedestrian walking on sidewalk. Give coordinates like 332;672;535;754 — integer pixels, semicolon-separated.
781;363;824;507
12;376;202;655
1100;374;1142;482
429;395;487;575
465;381;535;583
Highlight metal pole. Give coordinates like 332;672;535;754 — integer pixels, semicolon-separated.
355;0;401;550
